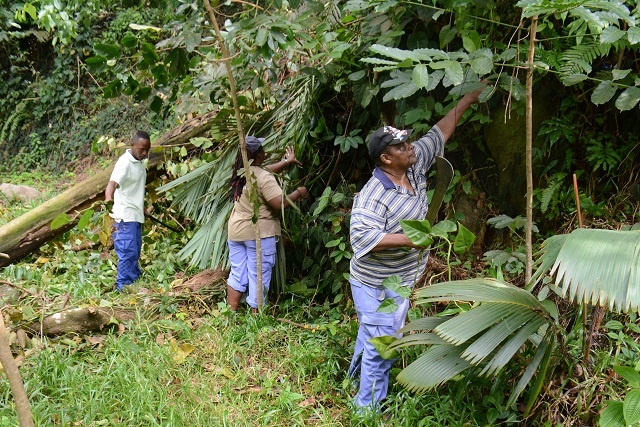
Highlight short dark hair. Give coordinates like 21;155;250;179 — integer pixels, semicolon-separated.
133;130;150;144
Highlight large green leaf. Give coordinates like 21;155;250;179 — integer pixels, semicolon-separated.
628;27;640;44
623;389;640;425
397;345;472;392
430;60;464;86
599;401;626;427
614;366;640;388
400;219;434;247
370;44;414;61
591;80;617;105
369;335;399;359
412;64;429;89
600;26;626;44
94;43;121;59
454;222;475;254
615;87;640;111
539;229;640;312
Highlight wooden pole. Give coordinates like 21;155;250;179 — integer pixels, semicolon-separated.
572;173;583;228
525;15;538;284
203;0;264;309
0;311;35;427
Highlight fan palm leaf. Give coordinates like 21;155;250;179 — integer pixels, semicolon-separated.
396;344;473;392
533;228;640;312
389;278;556;400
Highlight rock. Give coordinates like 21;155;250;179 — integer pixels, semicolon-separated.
0;183;41;204
0;284;21;305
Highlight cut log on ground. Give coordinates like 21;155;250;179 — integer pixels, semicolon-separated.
0;111;217;267
25;307;137;336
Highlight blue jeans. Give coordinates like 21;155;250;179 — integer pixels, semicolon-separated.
348;279;410;409
227;237;277;308
113;221;142;290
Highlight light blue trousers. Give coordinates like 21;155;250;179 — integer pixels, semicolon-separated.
348;279;410;409
227;237;277;308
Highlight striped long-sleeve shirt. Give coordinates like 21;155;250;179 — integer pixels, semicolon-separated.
349;125;445;289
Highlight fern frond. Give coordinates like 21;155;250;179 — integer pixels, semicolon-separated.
558;40;611;77
0;102;29;146
541;178;562;213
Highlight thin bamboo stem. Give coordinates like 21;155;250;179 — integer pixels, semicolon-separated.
203;0;263;308
525;15;538;284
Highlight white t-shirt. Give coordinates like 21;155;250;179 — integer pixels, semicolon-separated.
109;149;147;223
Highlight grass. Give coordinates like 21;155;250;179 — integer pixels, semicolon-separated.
0;170;501;427
0;299;494;427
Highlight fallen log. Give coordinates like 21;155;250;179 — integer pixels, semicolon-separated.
0;111;217;267
24;306;137;336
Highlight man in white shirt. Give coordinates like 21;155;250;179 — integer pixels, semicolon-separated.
104;130;151;292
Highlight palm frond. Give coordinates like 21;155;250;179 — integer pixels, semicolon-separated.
392;278;556;401
415;278;542;306
396;345;473;392
398;315;453;333
159;74;319;269
536;228;640;312
509;330;555;409
480;318;548;377
461;308;539;364
389;332;448;350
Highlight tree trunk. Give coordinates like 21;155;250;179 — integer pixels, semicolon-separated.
525;16;538;284
25;306;136;336
0;112;217;267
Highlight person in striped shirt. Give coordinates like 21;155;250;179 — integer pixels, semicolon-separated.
348;88;483;412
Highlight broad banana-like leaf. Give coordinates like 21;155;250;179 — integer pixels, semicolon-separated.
533;228;640;313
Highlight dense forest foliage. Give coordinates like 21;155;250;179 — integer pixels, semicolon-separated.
1;0;640;425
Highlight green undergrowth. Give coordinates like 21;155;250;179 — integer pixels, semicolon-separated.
0;299;493;427
0;191;492;427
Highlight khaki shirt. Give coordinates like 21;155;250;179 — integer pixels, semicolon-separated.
228;166;283;241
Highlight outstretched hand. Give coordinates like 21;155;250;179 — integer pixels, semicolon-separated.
284;146;302;166
464;80;489;104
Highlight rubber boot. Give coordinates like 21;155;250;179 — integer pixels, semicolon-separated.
226;286;242;311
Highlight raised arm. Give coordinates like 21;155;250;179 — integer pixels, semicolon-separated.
265;146;301;173
266;186;308;211
434;87;483;142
